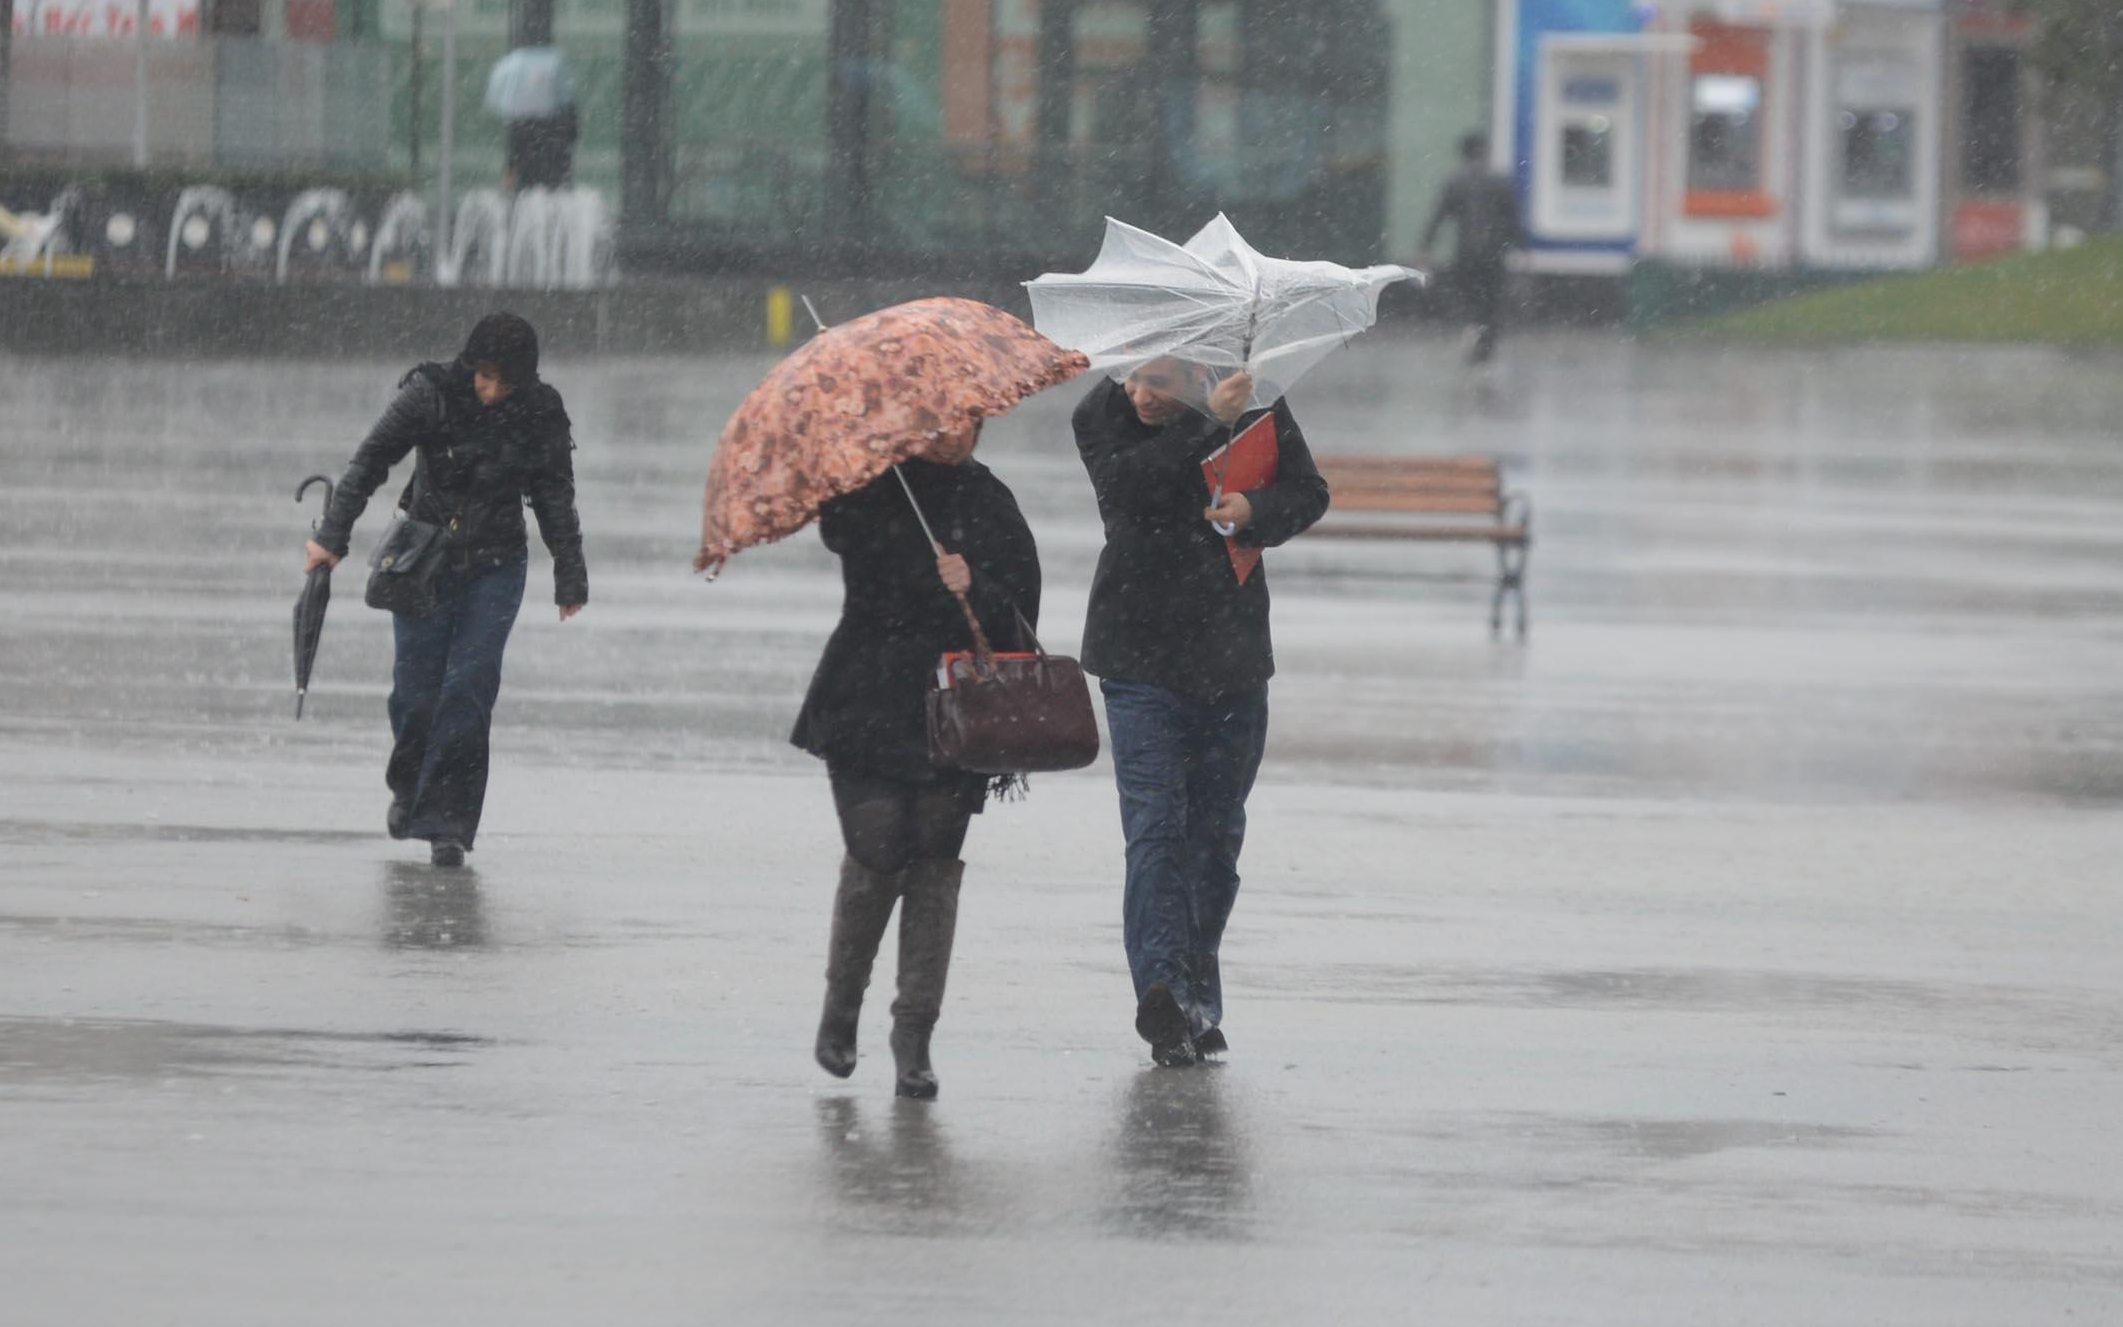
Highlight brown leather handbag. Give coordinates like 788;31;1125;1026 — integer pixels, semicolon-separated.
927;605;1100;775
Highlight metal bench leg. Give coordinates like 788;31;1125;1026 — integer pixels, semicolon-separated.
1494;538;1530;641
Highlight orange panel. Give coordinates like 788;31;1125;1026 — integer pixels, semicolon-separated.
1690;20;1768;78
942;0;992;146
1685;190;1776;218
1686;22;1773;220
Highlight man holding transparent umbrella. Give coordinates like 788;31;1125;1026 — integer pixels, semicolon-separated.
1072;360;1329;1066
1032;214;1413;1066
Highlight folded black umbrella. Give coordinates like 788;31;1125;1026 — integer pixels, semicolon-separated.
294;474;335;720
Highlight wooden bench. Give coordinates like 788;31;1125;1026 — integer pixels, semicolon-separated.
1310;455;1533;638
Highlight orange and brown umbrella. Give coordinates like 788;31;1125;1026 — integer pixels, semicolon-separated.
692;297;1088;575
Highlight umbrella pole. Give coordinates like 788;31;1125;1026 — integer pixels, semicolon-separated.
891;464;942;554
892;463;994;661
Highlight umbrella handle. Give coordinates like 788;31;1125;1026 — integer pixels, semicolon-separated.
296;473;335;533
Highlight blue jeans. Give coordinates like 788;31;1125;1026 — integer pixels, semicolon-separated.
388;554;527;847
1101;678;1270;1035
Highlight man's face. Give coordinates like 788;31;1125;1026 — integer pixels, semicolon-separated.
1125;360;1195;426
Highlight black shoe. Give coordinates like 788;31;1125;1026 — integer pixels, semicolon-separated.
1136;983;1197;1067
387;800;411;841
430;839;466;868
1194;1027;1228;1057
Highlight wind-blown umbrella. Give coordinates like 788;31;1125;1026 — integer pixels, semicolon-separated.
485;46;574;120
1025;213;1421;413
692;297;1087;576
292;474;335;720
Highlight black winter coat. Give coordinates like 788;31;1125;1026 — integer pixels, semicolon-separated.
791;459;1041;783
316;362;588;606
1074;378;1329;701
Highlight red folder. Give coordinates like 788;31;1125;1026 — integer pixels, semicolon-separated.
1200;413;1279;584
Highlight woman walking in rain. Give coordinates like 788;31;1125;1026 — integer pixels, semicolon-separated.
302;313;587;867
795;437;1041;1100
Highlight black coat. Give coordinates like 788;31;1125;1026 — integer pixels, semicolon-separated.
1421;165;1526;265
1074;378;1329;700
791;459;1042;783
316;362;588;606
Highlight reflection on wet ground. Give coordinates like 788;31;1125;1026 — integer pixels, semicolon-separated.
382;862;489;951
4;337;2123;1321
0;1015;489;1083
1101;1067;1254;1241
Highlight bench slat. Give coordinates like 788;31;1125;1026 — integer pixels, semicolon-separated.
1332;481;1503;500
1311;522;1528;544
1317;456;1499;473
1325;493;1506;515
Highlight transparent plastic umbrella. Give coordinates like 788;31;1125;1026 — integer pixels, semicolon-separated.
484;46;574;119
1025;213;1421;413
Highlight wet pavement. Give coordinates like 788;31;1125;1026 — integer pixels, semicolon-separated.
4;333;2122;1322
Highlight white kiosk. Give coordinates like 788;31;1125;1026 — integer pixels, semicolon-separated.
1497;0;2005;276
1799;2;1943;269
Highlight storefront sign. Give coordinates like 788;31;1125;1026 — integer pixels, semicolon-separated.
13;0;200;37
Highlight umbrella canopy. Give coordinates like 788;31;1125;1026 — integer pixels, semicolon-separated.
292;474;335;720
1025;213;1421;413
485;46;574;120
692;297;1088;574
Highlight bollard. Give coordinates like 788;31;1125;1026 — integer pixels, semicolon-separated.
766;286;794;348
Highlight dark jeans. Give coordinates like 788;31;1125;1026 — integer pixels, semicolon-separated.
1101;678;1270;1035
1453;257;1506;364
388;554;527;847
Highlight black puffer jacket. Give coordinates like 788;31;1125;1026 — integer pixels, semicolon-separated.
791;459;1041;784
316;361;588;606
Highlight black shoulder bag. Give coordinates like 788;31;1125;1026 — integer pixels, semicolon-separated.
363;451;448;618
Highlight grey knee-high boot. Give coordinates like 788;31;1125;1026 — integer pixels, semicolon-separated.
815;855;902;1079
889;857;964;1100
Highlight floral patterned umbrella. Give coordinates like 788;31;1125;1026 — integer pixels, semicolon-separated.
692;297;1089;575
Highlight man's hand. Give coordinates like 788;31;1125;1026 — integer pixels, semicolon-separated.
303;540;341;574
559;604;584;621
1204;491;1254;531
937;552;972;596
1207;371;1254;424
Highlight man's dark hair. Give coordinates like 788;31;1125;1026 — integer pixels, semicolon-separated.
1459;132;1487;164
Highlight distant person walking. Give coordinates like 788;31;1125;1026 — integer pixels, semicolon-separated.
1073;360;1329;1066
796;447;1042;1100
303;313;587;867
1420;132;1526;366
505;104;579;192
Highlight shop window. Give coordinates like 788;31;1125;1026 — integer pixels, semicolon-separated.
1961;46;2022;196
1689;74;1760;193
1840;107;1915;199
1562;119;1613;188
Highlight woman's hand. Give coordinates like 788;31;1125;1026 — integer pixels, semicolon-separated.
559;604;584;621
304;540;341;574
1204;491;1254;530
936;552;972;596
1208;371;1255;424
